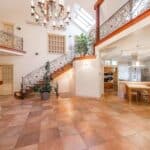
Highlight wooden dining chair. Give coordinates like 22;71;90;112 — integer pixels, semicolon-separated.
141;90;150;104
125;85;139;104
125;84;129;99
131;90;140;104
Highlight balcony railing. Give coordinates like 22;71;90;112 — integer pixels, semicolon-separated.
0;30;23;51
100;0;150;39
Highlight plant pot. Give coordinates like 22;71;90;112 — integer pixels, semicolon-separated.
40;92;50;100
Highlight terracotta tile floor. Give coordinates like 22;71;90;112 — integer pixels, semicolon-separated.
0;95;150;150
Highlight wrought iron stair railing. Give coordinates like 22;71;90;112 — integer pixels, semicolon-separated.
0;30;23;51
99;0;150;40
22;50;75;91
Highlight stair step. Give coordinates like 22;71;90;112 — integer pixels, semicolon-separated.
18;61;73;99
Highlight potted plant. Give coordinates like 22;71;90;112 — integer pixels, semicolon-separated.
40;61;51;100
75;33;90;56
54;82;59;97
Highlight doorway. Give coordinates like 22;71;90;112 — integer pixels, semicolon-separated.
104;66;118;95
0;65;13;96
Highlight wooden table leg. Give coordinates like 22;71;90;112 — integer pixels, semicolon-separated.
128;88;132;105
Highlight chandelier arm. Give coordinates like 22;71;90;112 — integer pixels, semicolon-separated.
45;1;49;21
58;6;65;18
63;13;69;20
30;0;71;30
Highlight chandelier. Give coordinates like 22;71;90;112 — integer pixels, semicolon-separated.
31;0;71;30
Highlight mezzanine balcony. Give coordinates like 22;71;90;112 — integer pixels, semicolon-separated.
0;30;25;55
95;0;150;45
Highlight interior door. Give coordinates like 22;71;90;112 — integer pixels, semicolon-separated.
3;23;14;34
0;65;13;95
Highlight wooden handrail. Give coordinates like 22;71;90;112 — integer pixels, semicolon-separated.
0;45;26;54
74;55;96;61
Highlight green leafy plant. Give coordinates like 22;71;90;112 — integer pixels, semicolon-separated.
75;33;90;56
40;61;51;94
54;82;59;97
33;84;40;92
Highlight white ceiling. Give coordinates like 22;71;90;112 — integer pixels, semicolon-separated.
101;25;150;62
0;0;128;24
0;0;96;20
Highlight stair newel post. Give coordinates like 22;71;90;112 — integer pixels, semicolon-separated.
95;7;100;42
21;77;23;92
21;76;25;99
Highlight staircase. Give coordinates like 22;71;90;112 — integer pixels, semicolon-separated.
14;51;75;99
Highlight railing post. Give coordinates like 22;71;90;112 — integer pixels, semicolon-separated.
129;0;133;20
94;0;104;43
21;76;24;90
21;38;23;51
96;7;100;42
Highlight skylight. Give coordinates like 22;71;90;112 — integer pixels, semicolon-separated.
132;0;150;18
72;4;95;32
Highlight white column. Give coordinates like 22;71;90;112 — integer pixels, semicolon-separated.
74;58;101;99
95;47;104;99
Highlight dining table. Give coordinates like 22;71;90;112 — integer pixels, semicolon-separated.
126;83;150;105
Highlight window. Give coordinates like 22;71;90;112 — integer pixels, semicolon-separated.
132;0;149;18
3;23;14;34
48;34;66;54
104;60;118;66
72;4;95;32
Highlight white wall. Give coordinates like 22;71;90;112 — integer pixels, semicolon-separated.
0;16;82;91
51;57;102;99
74;59;100;98
54;69;75;95
100;0;128;24
118;63;129;81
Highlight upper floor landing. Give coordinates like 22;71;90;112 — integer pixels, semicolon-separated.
94;0;150;50
0;22;25;55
